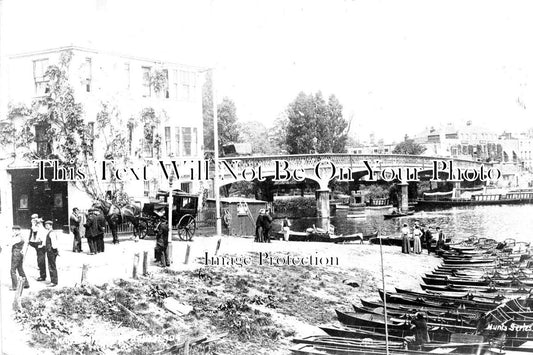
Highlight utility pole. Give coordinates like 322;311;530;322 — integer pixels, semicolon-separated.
167;171;175;264
212;68;221;237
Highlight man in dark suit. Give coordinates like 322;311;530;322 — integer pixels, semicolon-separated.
84;209;98;255
94;209;106;253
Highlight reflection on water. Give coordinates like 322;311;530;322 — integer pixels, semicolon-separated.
276;205;533;241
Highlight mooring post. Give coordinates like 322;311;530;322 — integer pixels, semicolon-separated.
183;339;191;355
12;276;25;311
184;244;191;264
215;238;222;255
142;251;148;276
81;264;89;284
133;253;140;279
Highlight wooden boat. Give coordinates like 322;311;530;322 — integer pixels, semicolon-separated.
318;324;407;342
275;230;378;243
336;309;477;334
383;211;415;219
360;299;481;318
379;290;497;310
351;304;477;326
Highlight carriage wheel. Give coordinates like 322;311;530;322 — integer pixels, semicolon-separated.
138;220;148;239
178;214;196;241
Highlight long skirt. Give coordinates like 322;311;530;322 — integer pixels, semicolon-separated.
413;235;422;254
402;235;410;254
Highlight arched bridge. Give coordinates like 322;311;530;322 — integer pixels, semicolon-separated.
218;153;492;189
216;154;493;230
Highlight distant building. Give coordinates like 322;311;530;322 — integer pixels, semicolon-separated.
413;121;501;161
0;46;205;228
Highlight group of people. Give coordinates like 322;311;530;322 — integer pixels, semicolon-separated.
69;207;108;255
4;214;60;290
401;221;446;255
255;209;273;243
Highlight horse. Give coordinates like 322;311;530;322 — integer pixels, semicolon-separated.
92;199;142;244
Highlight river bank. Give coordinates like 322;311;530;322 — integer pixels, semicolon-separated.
0;231;441;354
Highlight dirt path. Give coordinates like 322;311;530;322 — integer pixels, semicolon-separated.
1;230;441;354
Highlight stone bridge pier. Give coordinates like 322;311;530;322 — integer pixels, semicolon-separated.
398;182;409;213
315;178;331;232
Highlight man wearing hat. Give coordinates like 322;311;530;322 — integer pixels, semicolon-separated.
28;214;48;281
154;211;170;267
44;220;59;287
9;225;30;290
84;209;98;254
70;207;82;253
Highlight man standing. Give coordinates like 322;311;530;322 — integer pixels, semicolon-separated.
9;225;30;290
44;221;59;287
70;207;82;253
84;209;97;255
154;212;170;267
425;227;434;255
94;209;106;253
436;227;446;250
28;215;47;281
255;209;265;243
262;209;273;243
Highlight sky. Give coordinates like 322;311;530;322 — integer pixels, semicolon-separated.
2;0;533;143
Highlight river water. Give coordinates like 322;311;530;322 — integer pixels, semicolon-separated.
280;205;533;242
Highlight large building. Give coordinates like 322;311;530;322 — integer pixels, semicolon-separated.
0;46;206;228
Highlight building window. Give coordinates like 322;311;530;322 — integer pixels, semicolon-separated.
142;66;151;97
163;69;170;99
54;193;63;208
180;182;190;193
143;126;154;158
144;181;150;197
174;126;181;156
124;62;130;90
35;123;52;157
165;126;171;156
172;69;178;100
192;127;197;156
19;194;28;209
33;58;49;95
179;70;197;101
182;127;192;156
83;58;92;92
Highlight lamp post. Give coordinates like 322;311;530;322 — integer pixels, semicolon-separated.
211;69;222;237
167;170;175;264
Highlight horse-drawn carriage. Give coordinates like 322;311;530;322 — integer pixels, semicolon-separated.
138;189;198;241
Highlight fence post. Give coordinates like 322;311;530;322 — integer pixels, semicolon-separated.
183;339;191;355
142;251;148;276
133;253;140;279
215;238;222;255
184;244;191;264
12;276;25;311
81;264;89;284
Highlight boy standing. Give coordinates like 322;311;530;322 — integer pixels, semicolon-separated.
10;225;30;290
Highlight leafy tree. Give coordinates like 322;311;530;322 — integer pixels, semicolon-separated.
238;120;276;155
285;91;349;154
217;97;240;149
202;70;214;153
392;139;427;155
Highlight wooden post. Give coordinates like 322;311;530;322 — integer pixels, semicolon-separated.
142;251;148;276
81;264;89;284
132;253;140;279
215;238;222;255
12;276;25;311
183;339;191;355
184;244;191;264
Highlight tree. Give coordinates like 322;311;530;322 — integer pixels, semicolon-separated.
285;91;349;154
392;140;427;155
238;120;276;155
217;97;240;149
202;70;214;153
